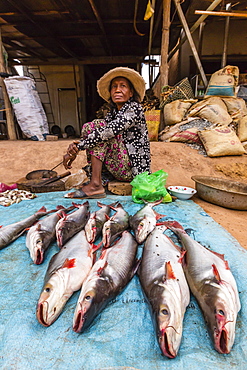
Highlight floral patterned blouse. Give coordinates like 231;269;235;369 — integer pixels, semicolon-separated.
77;98;151;177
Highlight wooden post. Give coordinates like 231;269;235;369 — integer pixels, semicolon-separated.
0;28;16;140
173;0;208;88
160;0;171;89
221;4;231;68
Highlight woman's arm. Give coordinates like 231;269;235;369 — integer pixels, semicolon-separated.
77;101;142;150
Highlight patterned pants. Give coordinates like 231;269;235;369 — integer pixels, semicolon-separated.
81;120;133;182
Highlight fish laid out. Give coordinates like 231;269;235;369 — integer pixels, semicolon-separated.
129;199;165;244
73;230;138;332
0;206;50;250
138;225;190;359
26;205;74;265
165;220;241;354
36;230;95;327
56;201;90;248
85;201;117;243
101;202;129;248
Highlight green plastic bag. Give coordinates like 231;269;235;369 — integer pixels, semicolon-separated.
130;169;172;204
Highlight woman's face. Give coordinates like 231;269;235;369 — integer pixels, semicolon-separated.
110;77;133;110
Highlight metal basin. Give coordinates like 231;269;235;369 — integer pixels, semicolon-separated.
191;176;247;210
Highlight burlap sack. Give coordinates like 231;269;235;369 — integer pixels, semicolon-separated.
169;127;200;143
198;126;246;157
187;97;232;125
204;65;239;98
237;115;247;142
222;97;247;121
163;99;195;126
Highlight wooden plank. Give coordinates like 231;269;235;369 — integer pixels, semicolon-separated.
0;28;16;140
173;0;208;88
195;10;247;18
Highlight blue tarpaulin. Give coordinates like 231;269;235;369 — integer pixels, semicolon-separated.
0;192;246;370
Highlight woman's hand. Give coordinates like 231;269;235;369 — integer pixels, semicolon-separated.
63;141;80;169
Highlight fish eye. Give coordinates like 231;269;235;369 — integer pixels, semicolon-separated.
45;287;50;293
85;295;91;301
161;308;169;315
218;309;225;316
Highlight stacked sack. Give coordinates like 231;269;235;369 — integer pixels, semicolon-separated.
159;66;247;157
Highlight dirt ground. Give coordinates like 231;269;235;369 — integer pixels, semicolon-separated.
0;139;246;249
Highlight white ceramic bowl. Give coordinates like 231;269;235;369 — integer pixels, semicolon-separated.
167;186;197;200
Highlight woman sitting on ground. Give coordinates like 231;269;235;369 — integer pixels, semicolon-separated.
63;66;151;199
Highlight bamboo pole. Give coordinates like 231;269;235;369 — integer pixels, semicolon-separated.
173;0;208;87
168;0;222;62
195;10;247;18
160;0;171;88
0;28;16;140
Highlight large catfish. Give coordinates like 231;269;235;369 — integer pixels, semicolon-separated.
165;220;241;354
0;206;50;250
129;199;165;244
26;205;74;264
56;201;90;248
85;201;117;243
73;230;138;332
101;202;129;248
36;230;95;327
138;225;190;358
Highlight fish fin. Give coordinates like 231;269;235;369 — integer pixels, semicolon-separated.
97;260;108;275
209;249;226;261
56;205;66;210
105;214;110;220
109;202;123;211
37;206;47;213
62;258;76;269
224;260;230;270
178;250;186;264
165;261;176;280
72;202;81;208
58;210;67;219
0;225;2;228
153;210;166;220
164;220;185;230
212;264;222;283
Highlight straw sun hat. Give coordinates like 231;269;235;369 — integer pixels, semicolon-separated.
97;67;146;102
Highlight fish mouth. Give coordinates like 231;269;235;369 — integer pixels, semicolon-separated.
159;331;176;359
36;301;49;327
215;328;229;354
35;249;44;265
73;311;85;333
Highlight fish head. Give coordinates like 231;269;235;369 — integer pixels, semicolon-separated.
73;278;110;332
102;220;112;248
150;283;184;358
203;283;239;354
36;271;68;326
27;229;45;264
85;213;97;243
136;216;154;244
55;218;71;248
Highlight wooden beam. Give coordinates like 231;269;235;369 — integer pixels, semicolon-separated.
87;0;112;56
160;0;171;88
195;10;247;18
173;0;208;87
6;0;79;58
168;0;222;61
0;28;16;140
